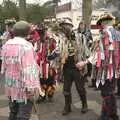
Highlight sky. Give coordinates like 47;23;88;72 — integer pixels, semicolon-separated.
0;0;71;5
0;0;83;10
26;0;48;4
0;0;98;6
0;0;48;4
26;0;71;4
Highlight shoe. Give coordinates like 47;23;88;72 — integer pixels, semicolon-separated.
62;109;71;116
47;97;54;103
81;106;88;114
94;87;99;91
81;95;88;114
88;85;94;88
62;105;71;116
81;103;88;114
110;115;119;120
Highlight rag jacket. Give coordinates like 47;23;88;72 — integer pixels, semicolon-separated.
1;37;40;103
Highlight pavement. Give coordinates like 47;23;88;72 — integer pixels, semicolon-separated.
0;75;120;120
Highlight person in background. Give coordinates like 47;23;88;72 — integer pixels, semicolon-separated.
36;25;58;103
78;21;93;79
0;19;16;77
27;24;40;52
2;19;16;44
89;30;101;90
1;21;41;120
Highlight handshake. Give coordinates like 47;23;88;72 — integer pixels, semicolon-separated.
25;87;45;98
75;60;88;70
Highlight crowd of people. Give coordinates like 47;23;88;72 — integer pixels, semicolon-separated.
0;13;120;120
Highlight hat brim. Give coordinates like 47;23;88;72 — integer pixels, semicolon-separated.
59;22;73;27
117;23;120;29
97;18;113;25
97;14;115;25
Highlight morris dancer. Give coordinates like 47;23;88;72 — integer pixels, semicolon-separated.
1;21;41;120
76;13;120;120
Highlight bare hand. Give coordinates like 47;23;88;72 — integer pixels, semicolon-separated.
75;61;86;70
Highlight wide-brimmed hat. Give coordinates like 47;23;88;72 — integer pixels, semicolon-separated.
114;17;120;27
59;18;73;27
117;22;120;30
97;13;115;25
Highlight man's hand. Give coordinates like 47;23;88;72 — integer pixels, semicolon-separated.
25;87;45;98
75;60;88;70
38;87;45;97
76;61;85;70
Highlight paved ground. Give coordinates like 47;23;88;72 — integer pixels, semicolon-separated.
0;75;120;120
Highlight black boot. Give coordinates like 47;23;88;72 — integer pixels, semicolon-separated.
81;95;88;114
110;115;119;120
62;95;72;116
116;79;120;97
81;102;88;113
47;95;53;103
62;104;71;116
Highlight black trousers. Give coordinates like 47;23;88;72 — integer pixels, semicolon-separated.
117;79;120;95
87;63;92;77
63;68;86;104
100;80;118;120
0;59;2;72
8;99;33;120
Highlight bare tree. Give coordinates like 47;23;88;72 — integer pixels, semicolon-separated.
19;0;26;20
82;0;92;28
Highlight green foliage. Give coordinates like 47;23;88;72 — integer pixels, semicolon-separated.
26;4;54;23
0;0;56;27
2;0;19;20
26;4;43;23
0;0;19;31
